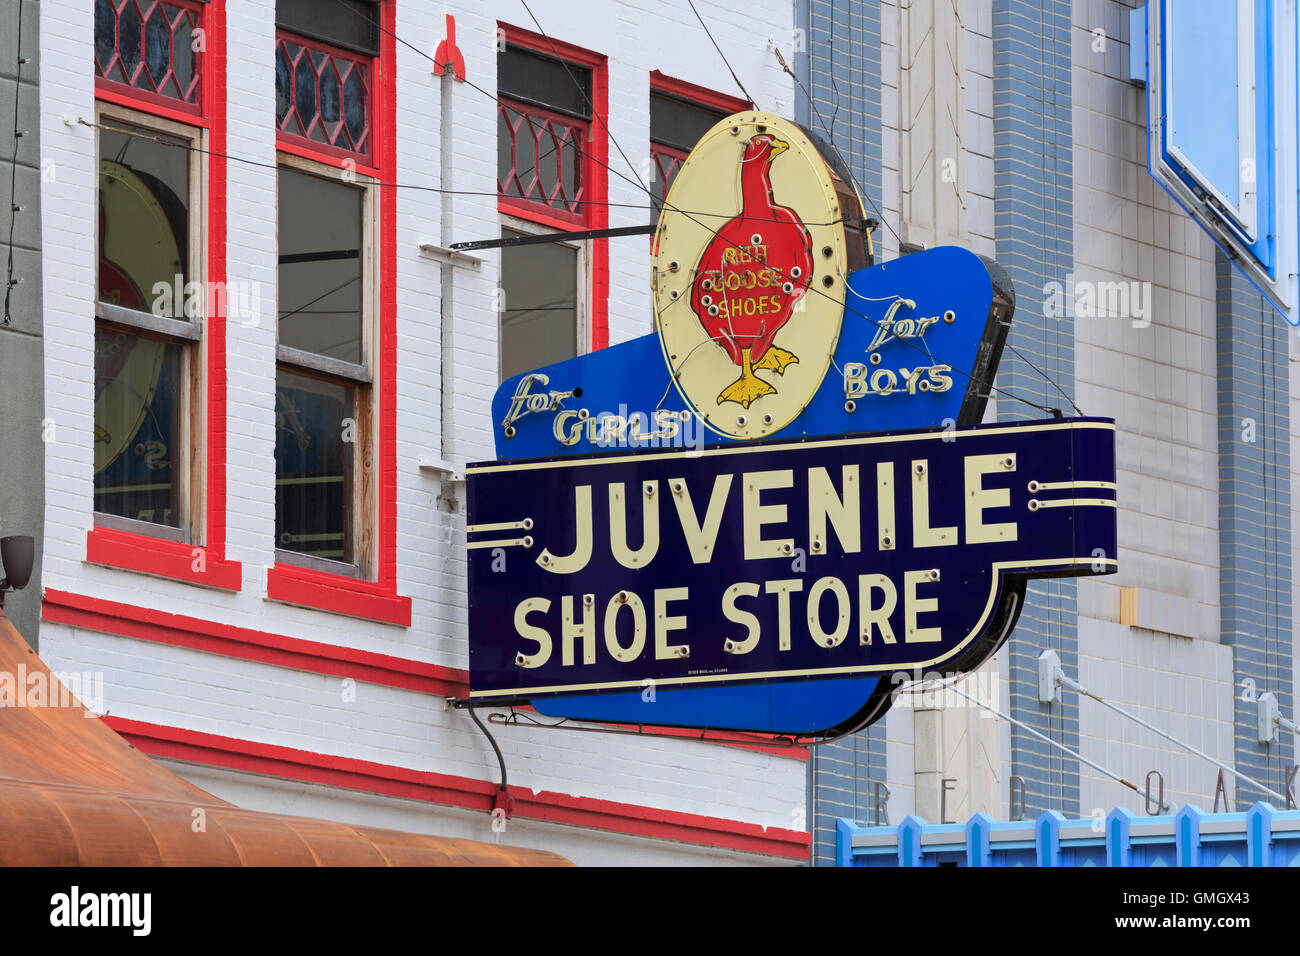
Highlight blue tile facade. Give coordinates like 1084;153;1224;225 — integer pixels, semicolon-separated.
992;0;1080;817
797;0;888;866
1215;251;1294;807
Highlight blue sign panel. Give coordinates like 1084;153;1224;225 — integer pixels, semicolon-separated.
467;416;1116;702
492;246;1003;460
465;109;1112;735
486;247;1013;733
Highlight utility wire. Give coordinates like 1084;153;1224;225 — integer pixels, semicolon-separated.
91;1;1063;419
771;44;902;251
686;0;756;105
1050;668;1290;807
3;0;27;326
945;682;1174;813
774;36;1081;418
519;0;651;198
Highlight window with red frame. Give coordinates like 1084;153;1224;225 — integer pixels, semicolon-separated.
272;0;382;577
94;0;204;113
497;43;595;381
274;0;379;165
92;1;210;541
497;44;593;225
649;89;734;219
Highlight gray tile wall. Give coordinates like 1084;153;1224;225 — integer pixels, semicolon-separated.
0;0;43;647
993;0;1081;816
1216;251;1295;806
799;0;890;866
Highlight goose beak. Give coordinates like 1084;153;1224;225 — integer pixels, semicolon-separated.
768;138;790;157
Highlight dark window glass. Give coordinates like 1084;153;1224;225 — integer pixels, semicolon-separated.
275;370;355;563
500;229;578;380
94;0;203;107
275;0;380;57
97;121;191;317
93;328;182;528
650;92;726;153
275;35;371;158
498;45;590;118
277;168;364;365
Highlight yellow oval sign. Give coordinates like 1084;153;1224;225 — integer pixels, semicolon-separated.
652;112;850;441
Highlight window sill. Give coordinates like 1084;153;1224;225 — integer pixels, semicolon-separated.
266;562;412;627
86;526;242;592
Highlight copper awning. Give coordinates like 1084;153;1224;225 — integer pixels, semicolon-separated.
0;609;569;866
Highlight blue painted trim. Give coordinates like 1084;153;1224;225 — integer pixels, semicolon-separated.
1176;804;1203;866
835;818;856;868
1036;810;1065;867
898;816;925;867
966;813;994;867
838;805;1300;865
1248;801;1274;866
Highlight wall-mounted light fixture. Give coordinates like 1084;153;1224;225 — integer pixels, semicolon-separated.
0;536;34;608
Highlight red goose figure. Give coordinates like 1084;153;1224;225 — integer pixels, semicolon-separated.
690;133;813;408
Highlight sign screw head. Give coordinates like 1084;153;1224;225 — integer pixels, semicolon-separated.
736;414;747;426
781;542;794;555
944;309;956;323
844;399;856;413
672;480;685;495
782;282;794;294
669;289;680;300
869;352;881;365
881;534;894;549
762;413;774;425
1001;456;1015;469
791;266;802;278
914;462;927;476
515;652;528;667
616;590;629;603
751;233;763;245
668;260;680;273
644;482;656;497
522;518;534;530
918;379;931;392
504;425;516;439
812;538;823;553
1027;480;1040;493
1028;499;1041;512
708;305;720;316
723;639;738;654
701;295;713;307
927;569;941;582
583;594;594;607
522;535;533;548
675;645;690;658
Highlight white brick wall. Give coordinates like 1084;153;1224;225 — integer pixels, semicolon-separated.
38;0;804;864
